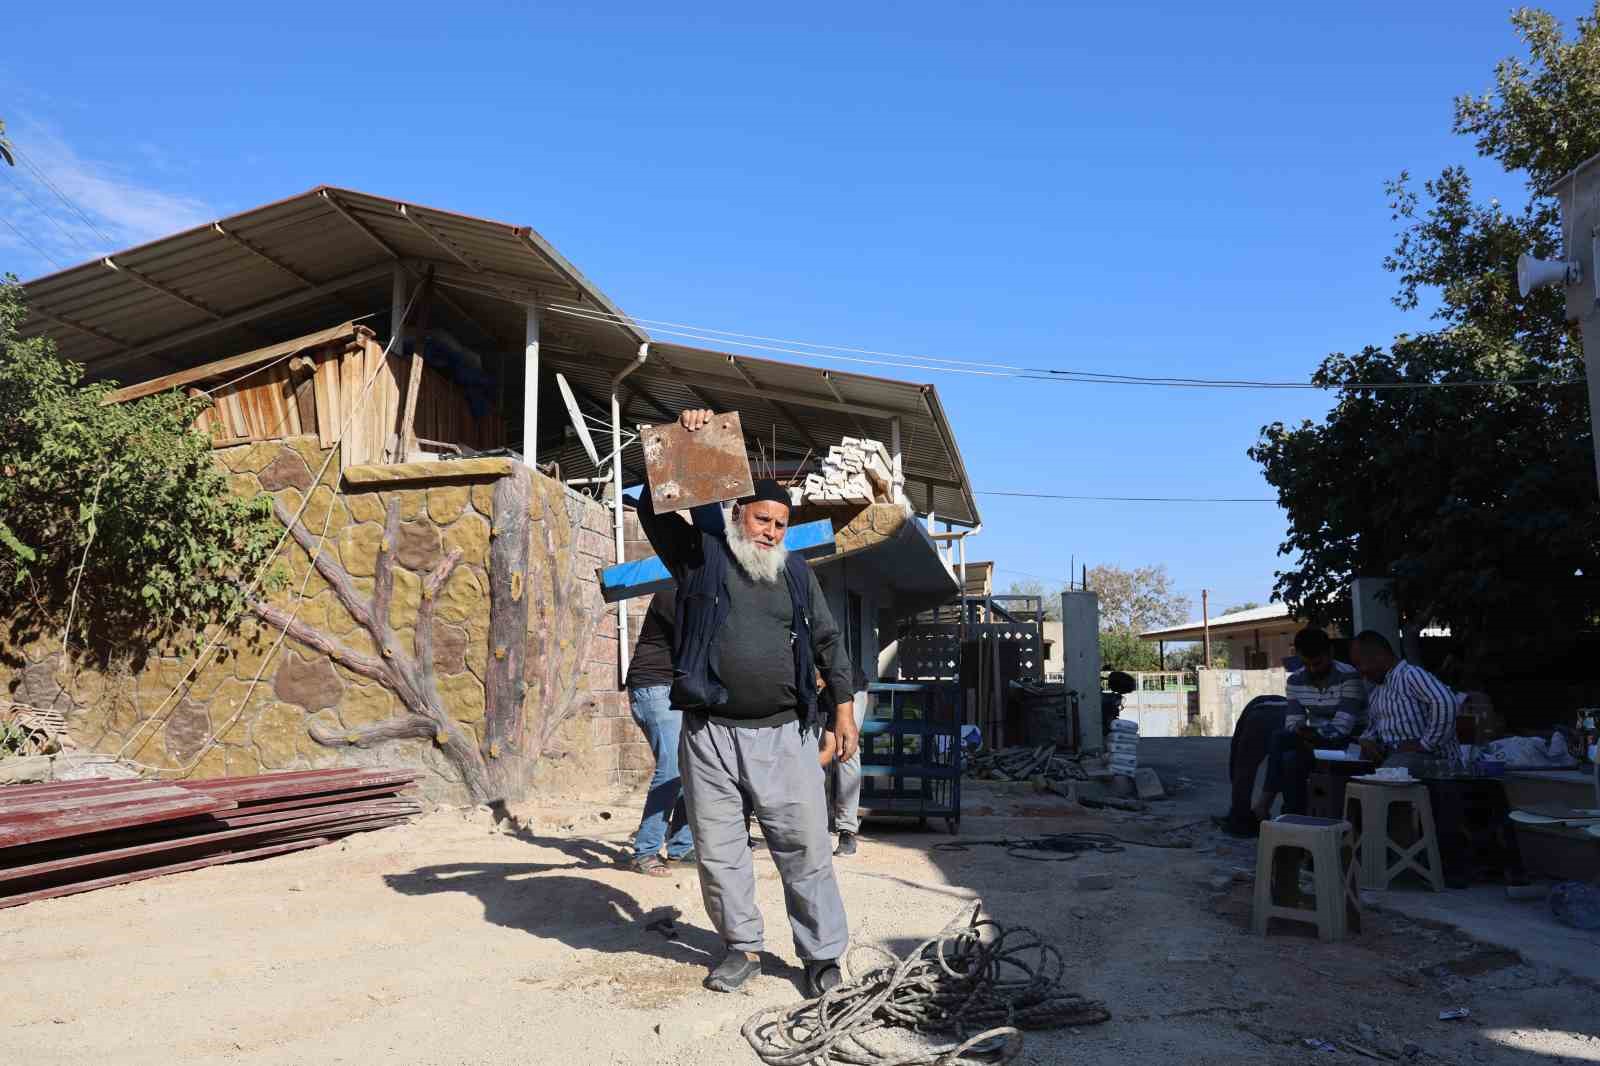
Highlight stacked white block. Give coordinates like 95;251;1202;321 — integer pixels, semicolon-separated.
1107;718;1139;776
791;437;898;508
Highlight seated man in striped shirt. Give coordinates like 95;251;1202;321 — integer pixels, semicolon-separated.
1352;630;1464;773
1254;627;1367;819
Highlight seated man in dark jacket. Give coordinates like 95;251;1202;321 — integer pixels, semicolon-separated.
1212;693;1290;837
635;408;858;997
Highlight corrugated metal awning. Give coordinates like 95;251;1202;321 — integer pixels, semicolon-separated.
17;185;979;525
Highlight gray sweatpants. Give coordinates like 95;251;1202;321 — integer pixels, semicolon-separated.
828;696;868;834
680;715;849;961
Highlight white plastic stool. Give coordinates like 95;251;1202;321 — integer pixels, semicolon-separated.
1343;781;1445;892
1252;815;1362;941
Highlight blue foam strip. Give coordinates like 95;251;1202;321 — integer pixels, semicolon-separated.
599;519;836;602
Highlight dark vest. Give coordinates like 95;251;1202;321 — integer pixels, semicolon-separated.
669;533;818;724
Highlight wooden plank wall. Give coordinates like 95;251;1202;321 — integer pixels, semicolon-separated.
193;335;501;462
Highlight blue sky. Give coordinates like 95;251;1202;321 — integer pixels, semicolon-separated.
0;1;1559;622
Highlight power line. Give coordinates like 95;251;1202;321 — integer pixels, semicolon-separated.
548;302;1030;374
992;565;1072;583
0;210;64;268
547;304;1586;392
1;165;92;252
11;146;117;247
976;490;1278;503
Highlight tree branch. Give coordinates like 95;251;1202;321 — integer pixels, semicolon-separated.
309;714;435;748
251;600;389;684
271;497;371;628
371;499;400;642
414;547;463;677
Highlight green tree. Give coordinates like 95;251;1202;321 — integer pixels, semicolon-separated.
1003;578;1064;620
1099;627;1160;672
1083;563;1190;672
1086;563;1190;632
1166;643;1230;673
0;277;280;652
1250;7;1600;676
1220;601;1262;616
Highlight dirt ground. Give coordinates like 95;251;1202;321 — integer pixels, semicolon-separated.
3;739;1598;1065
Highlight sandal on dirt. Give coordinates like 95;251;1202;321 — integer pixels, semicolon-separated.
630;856;672;878
804;959;843;998
666;849;698;865
705;952;762;993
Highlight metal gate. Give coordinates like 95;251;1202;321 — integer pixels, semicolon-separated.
895;595;1046;747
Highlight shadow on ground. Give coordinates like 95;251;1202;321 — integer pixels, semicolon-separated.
381;832;809;993
382;830;719;968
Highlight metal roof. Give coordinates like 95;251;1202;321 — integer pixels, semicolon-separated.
1139;603;1296;642
17;185;979;525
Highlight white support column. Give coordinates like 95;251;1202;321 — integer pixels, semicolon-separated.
523;302;540;465
1062;590;1104;749
1352;577;1402;652
958;531;969;633
611;343;650;684
889;416;904;499
612;388;629;680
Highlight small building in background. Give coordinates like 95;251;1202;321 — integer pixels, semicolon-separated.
1139;603;1312;669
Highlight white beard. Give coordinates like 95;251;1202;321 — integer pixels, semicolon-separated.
726;518;789;584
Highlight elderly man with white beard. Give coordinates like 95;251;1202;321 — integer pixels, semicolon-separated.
634;408;858;997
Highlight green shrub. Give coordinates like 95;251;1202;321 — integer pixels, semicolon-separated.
0;276;280;651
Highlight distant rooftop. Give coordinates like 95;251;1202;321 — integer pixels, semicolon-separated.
1140;602;1294;641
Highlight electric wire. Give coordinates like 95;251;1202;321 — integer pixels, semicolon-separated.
113;286;424;769
1;164;94;253
976;490;1276;503
12;146;118;247
932;830;1190;863
0;210;64;268
546;303;1585;392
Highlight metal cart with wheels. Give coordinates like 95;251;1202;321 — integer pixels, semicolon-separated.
856;681;963;833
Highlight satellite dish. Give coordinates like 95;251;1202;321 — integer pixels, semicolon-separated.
555;373;601;468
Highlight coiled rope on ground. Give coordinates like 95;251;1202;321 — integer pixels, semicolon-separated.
742;900;1110;1066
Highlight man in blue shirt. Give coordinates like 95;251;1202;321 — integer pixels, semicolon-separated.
624;589;695;876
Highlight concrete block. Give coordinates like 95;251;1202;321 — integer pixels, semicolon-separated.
1134;767;1166;799
587;634;619;667
576;528;612;562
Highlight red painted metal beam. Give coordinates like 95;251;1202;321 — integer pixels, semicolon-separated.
0;789;236;848
0;839;328;910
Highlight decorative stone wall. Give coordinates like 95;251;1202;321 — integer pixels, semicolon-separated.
0;436;648;806
532;498;654;797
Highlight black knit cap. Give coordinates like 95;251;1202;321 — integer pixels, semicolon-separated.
741;478;792;508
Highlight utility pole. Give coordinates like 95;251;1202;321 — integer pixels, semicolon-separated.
1202;588;1212;668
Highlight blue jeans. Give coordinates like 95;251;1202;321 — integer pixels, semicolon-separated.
629;685;693;861
1262;729;1315;816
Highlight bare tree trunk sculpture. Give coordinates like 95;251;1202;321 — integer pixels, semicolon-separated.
250;473;610;806
482;472;531;800
251;496;493;801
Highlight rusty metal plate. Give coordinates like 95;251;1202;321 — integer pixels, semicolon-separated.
641;411;754;513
